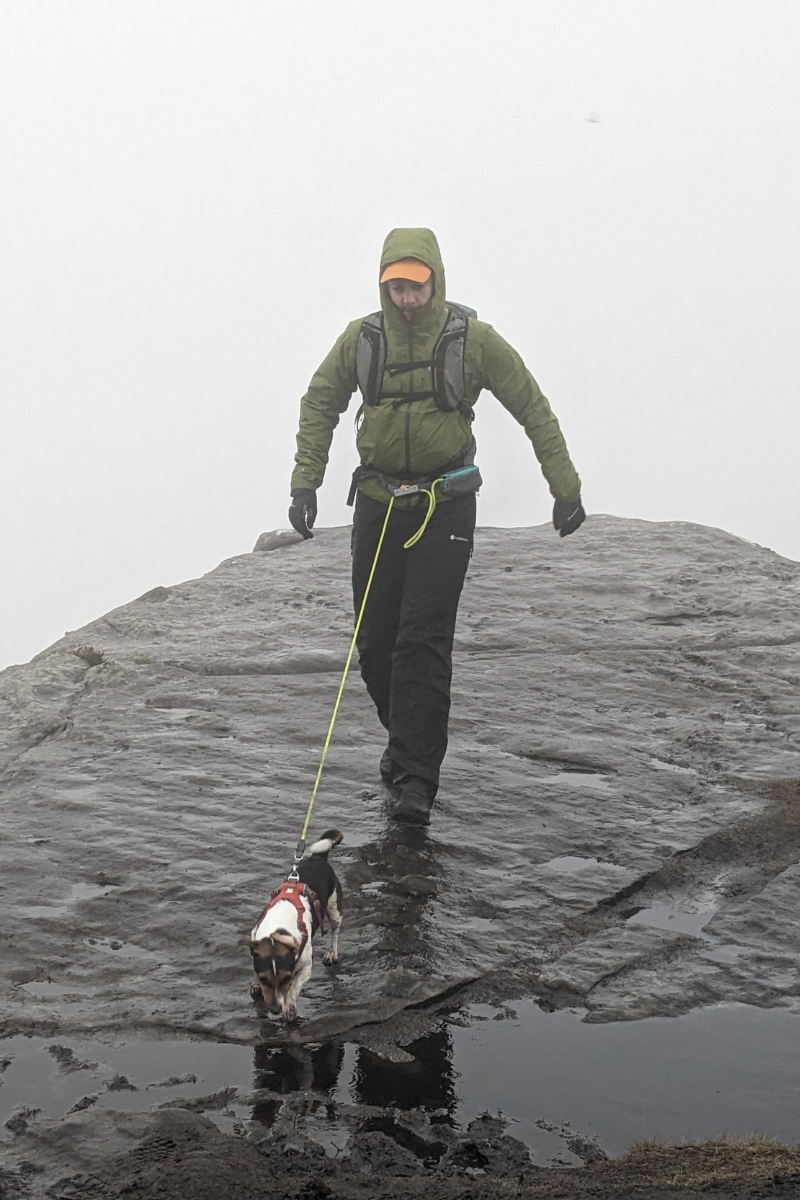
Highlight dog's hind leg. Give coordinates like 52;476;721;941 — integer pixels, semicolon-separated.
323;882;343;965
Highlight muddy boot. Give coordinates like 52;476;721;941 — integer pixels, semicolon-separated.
392;778;434;826
380;745;394;783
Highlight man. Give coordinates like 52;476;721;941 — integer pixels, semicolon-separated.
289;228;584;825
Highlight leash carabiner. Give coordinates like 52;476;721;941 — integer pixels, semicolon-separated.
287;838;306;881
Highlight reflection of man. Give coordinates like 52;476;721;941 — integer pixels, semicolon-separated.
289;228;584;825
355;1026;457;1113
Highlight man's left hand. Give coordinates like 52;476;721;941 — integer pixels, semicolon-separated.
553;499;585;538
289;488;317;539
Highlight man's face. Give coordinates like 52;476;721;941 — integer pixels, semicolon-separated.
386;276;434;320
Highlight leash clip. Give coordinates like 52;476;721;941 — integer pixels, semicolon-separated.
287;838;306;881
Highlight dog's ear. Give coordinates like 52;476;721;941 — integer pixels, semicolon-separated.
249;936;274;960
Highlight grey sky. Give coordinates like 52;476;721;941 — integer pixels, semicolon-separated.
2;1;798;669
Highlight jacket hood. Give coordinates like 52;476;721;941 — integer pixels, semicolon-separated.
379;227;446;334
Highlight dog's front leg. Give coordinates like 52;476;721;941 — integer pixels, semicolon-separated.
323;889;343;965
282;951;313;1023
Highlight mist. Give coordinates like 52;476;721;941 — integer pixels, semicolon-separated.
2;0;798;669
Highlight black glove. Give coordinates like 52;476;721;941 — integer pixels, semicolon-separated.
553;498;585;538
288;488;317;540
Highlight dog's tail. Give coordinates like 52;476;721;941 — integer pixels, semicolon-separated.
307;829;343;857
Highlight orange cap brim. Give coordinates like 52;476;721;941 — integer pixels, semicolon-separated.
380;258;432;285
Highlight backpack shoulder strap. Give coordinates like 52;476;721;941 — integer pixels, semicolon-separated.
432;302;476;411
356;311;386;407
445;301;478;320
357;303;477;411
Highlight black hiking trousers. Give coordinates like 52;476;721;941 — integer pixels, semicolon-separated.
351;490;476;797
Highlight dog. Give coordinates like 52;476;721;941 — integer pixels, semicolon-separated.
249;829;343;1022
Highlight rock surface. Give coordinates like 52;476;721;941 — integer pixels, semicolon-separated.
1;515;800;1053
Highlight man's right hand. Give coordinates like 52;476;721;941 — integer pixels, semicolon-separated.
288;489;317;540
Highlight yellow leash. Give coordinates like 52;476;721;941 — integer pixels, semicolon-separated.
289;496;395;876
402;478;444;549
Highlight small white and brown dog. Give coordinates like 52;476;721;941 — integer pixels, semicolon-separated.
249;830;343;1022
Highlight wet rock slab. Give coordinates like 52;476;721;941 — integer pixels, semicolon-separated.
1;516;799;1051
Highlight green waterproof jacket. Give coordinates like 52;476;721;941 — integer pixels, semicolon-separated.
291;227;581;507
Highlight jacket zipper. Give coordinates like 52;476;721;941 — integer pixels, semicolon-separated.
404;321;414;474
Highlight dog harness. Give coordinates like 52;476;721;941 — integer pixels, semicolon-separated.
257;880;325;957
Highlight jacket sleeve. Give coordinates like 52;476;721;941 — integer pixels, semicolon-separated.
290;320;361;491
476;323;582;501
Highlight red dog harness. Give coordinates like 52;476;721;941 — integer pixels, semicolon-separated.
256;880;325;957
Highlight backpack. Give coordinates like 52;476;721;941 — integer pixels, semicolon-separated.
355;302;477;412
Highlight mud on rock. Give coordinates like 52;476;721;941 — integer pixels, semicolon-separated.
16;1108;800;1200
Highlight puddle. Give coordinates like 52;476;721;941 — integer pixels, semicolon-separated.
649;758;698;775
703;944;747;964
548;772;612;790
0;1035;253;1135
15;904;72;918
20;982;96;998
15;882;117;919
84;936;158;960
70;882;117;901
541;856;602;874
2;1001;800;1166
627;905;716;937
452;1001;800;1154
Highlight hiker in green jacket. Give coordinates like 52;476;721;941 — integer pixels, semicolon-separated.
289;228;584;825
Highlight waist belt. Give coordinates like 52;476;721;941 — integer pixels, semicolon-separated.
385;464;483;499
347;456;481;507
347;464;482;550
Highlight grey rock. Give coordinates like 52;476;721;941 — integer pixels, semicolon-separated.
4;1106;40;1136
537;925;686;996
347;1130;424;1176
252;528;304;552
0;516;799;1045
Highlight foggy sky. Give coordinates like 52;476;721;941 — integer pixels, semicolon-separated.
2;1;799;669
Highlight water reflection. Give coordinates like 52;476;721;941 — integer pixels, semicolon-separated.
250;819;454;1129
248;1002;800;1162
354;1026;456;1114
250;1024;457;1127
351;821;443;971
253;1040;344;1096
